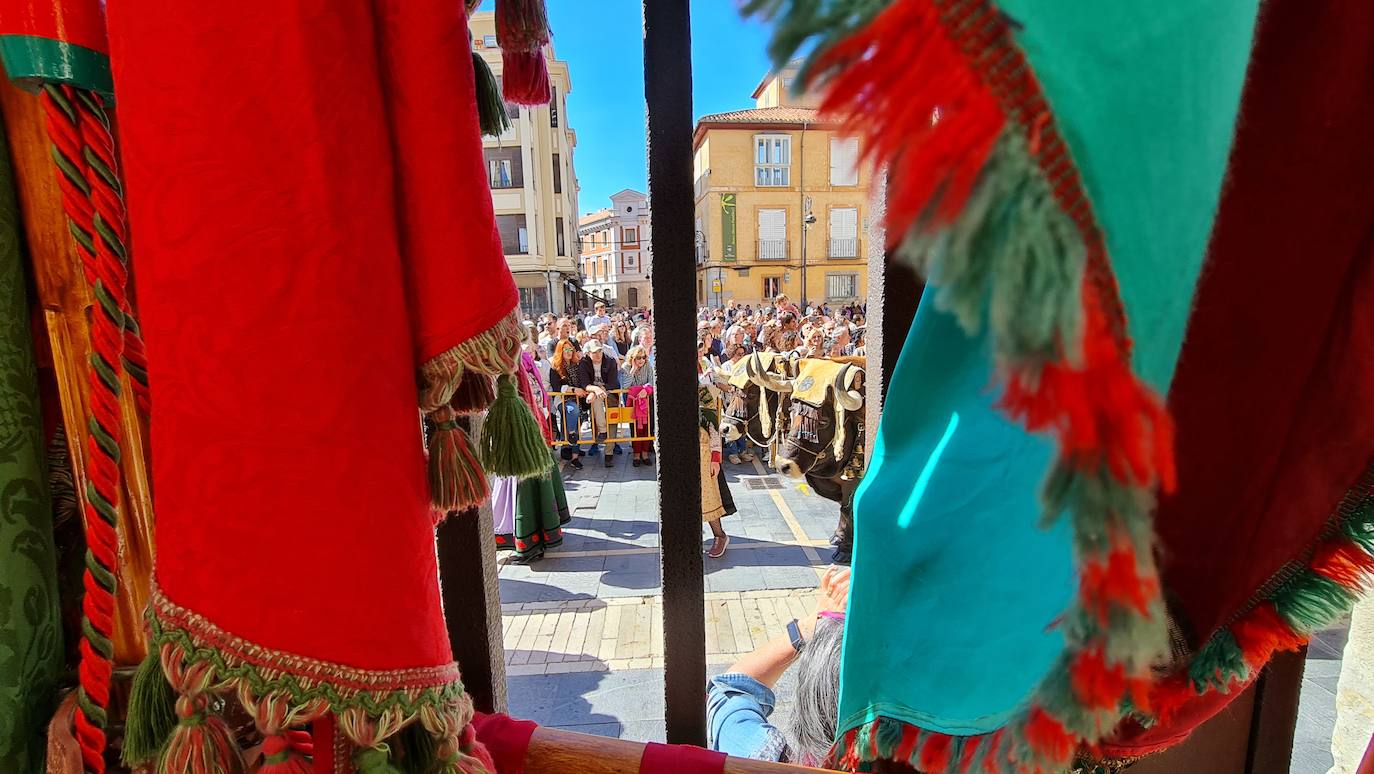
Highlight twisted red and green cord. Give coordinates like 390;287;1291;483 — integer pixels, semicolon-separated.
41;82;141;774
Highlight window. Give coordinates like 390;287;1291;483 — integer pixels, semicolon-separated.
484;147;523;189
556;217;566;256
518;287;548;318
829;207;859;258
483;34;497;48
757;208;787;260
754;134;791;187
496;214;528;254
602;257;609;277
553;153;562;194
826;272;859;300
550;87;559;128
830;136;860;186
625;251;636;268
763;276;782;299
627;287;639;307
623;227;638;243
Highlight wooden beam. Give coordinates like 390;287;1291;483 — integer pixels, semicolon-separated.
436;495;508;714
643;0;707;748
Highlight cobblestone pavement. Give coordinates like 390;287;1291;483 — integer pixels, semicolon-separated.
496;447;836;741
495;447;1344;767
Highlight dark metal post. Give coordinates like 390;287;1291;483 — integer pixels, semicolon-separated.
643;0;707;747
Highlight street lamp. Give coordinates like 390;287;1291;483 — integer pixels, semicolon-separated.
801;196;816;309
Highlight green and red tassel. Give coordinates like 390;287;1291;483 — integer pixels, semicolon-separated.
746;0;1174;771
496;0;552;105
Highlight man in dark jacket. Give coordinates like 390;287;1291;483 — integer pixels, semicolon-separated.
575;339;622;465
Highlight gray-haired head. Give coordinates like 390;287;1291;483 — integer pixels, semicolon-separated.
784;616;844;766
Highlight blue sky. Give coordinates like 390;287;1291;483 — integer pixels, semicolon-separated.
481;0;776;212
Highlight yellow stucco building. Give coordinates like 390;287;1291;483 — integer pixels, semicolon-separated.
693;66;873;308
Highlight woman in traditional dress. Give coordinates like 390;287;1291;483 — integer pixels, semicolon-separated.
495;330;573;563
700;329;736;557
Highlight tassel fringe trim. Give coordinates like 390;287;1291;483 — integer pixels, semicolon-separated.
749;0;1172;771
1146;466;1374;725
122;588;489;773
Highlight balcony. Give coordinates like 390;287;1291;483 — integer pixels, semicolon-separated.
828;238;859;259
756;239;789;261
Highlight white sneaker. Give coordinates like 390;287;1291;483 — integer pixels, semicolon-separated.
728;454;742;464
739;451;755;462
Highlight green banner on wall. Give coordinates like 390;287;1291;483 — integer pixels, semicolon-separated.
721;193;736;262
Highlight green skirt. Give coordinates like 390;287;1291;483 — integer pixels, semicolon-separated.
497;451;571;560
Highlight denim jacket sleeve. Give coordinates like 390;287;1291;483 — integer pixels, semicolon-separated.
706;673;785;762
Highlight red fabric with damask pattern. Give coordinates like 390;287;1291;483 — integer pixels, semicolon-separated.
106;0;514;762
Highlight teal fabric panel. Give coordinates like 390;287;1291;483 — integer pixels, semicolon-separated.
838;294;1074;735
996;0;1260;392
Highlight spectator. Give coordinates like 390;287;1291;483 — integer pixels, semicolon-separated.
548;340;586;470
585;301;612;331
575;339;621;467
707;566;851;765
592;323;622;359
621;345;654;467
774;293;800;316
612;320;633;355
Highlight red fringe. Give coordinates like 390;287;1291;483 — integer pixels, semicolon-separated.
502;48;552;105
495;0;549;51
807;0;1005;246
1070;647;1128;711
1310;541;1374;588
1231;601;1308;666
1001;290;1175;492
259;731;313;773
1080;532;1159;623
1148;672;1196;727
918;731;954;773
895;725;921;763
1023;707;1075;766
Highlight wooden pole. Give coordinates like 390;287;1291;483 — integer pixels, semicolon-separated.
0;77;153;664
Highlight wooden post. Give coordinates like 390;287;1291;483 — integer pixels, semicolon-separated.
0;76;153;665
643;0;707;747
437;496;508;714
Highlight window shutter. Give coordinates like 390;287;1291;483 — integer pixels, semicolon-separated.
829;207;858;239
758;209;786;240
830;137;859;186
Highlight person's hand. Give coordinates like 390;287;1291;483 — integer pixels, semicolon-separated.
710;460;720;477
815;565;850;615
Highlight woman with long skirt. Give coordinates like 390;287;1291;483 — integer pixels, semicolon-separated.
496;332;573;563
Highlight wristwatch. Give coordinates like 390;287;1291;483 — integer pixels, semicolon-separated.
786;618;806;653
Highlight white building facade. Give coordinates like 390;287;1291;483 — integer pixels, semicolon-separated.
577;189;652;308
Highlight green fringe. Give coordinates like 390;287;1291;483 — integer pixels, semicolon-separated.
899;132;1085;368
473;52;511;138
479;374;551;479
873;717;903;760
1188;629;1248;692
741;0;891;87
1343;497;1374;553
1273;570;1357;635
355;744;406;774
395;721;439;774
121;648;177;766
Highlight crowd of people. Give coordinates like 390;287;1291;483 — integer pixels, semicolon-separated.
504;297;862;766
504;295;866;563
